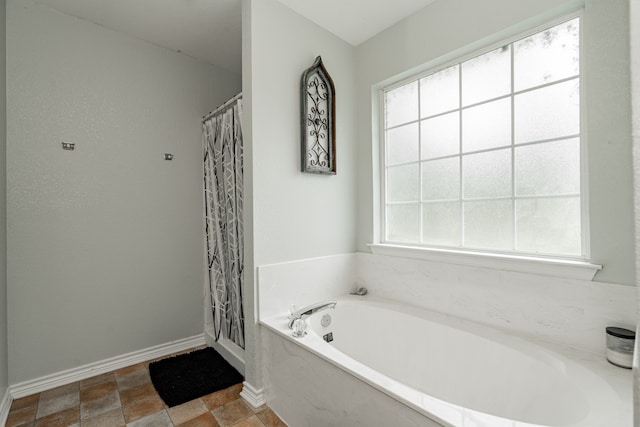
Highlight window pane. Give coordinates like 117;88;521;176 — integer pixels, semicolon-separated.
420;65;459;117
463;149;511;198
422;157;460;200
515;138;580;196
516;197;581;255
381;18;582;257
423;202;461;246
386;81;418;128
462;46;511;106
387;164;419;202
464;200;513;250
387;123;419;165
421;112;460;160
387;204;420;243
462;98;511;153
515;79;579;144
514;19;580;91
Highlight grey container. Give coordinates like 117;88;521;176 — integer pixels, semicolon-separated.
606;327;635;369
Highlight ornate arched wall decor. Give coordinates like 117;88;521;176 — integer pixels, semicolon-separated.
301;56;336;175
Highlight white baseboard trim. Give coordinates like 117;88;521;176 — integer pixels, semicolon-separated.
0;388;12;426
9;334;206;399
240;381;265;409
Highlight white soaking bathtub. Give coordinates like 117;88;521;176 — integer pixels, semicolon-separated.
260;296;631;427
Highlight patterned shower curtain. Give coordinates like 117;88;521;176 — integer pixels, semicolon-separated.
202;97;245;349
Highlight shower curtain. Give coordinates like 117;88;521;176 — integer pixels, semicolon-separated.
203;95;245;349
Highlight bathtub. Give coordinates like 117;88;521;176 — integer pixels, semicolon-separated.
260;296;631;427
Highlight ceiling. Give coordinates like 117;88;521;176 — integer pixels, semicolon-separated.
33;0;437;74
275;0;436;46
33;0;243;73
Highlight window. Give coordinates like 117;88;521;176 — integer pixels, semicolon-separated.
382;17;582;258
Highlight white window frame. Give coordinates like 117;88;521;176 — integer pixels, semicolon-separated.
372;11;601;281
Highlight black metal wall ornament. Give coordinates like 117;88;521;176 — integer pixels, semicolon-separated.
301;56;336;175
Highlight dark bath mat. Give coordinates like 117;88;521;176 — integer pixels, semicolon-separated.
149;347;244;407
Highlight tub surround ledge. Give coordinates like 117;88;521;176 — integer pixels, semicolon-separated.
368;243;602;281
356;252;635;356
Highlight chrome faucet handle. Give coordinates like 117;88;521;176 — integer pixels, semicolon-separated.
288;305;297;319
287;300;337;329
350;287;368;296
291;318;307;338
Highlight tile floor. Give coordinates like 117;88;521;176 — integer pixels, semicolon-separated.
5;350;286;427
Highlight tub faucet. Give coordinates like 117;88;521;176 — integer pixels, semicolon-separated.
287;300;337;329
350;287;368;296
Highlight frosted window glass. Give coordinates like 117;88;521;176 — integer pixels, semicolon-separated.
420;65;460;117
422;158;460;201
461;46;511;106
515;138;580;196
381;18;583;256
421;112;460;160
387;164;419;202
463;149;511;198
386;204;420;243
462;98;512;153
422;202;461;246
515;79;579;144
464;200;513;250
515;19;580;91
387;123;419;165
386;81;418;128
516;197;581;255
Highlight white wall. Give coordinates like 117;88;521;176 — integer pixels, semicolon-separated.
0;0;8;402
248;0;357;267
355;0;635;287
630;0;640;424
6;0;241;384
243;0;357;391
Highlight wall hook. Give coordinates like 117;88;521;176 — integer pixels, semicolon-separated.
62;142;75;151
164;153;173;160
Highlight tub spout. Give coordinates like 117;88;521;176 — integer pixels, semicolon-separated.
288;300;337;329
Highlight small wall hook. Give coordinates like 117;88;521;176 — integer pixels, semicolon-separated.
62;142;75;151
164;153;173;160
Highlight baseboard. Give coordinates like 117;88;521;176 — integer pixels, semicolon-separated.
0;388;12;426
9;334;206;399
240;381;265;409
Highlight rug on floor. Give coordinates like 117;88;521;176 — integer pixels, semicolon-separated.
149;347;244;407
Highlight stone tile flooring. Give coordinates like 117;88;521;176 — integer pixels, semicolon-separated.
5;350;286;427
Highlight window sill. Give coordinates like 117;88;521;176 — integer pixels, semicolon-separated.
367;244;601;281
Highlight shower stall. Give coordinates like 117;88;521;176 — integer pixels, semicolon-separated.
202;93;245;374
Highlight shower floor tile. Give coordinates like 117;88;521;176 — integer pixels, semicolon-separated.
5;347;287;427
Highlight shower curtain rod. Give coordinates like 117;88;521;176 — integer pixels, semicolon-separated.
202;92;243;123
